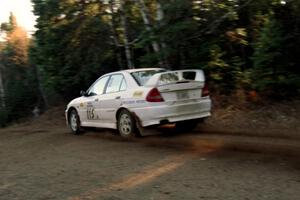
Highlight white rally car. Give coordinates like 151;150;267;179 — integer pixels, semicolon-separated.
65;68;211;137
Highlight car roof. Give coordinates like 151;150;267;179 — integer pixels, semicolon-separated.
102;68;166;77
122;68;166;73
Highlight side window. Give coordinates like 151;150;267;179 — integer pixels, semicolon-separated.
88;76;109;96
106;74;125;93
119;78;127;91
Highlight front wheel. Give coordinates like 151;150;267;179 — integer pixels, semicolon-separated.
68;109;82;135
117;109;139;138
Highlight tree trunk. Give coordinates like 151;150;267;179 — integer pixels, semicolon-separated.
33;64;48;110
0;65;5;108
119;1;134;69
156;1;164;22
135;0;164;68
156;0;170;69
179;46;187;69
108;0;123;70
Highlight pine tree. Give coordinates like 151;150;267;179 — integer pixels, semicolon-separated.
0;13;38;125
251;15;285;96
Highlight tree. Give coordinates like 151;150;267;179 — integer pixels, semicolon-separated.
31;0;118;97
0;62;5;108
0;13;38;126
134;0;164;67
29;0;300;101
119;0;134;69
107;0;124;69
251;14;299;97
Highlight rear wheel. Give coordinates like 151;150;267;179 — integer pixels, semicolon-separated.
117;109;138;138
175;119;200;133
68;109;82;135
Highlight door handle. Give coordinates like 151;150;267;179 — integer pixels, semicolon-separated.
95;98;99;102
115;96;121;99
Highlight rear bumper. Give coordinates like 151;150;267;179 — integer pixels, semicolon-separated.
131;98;212;127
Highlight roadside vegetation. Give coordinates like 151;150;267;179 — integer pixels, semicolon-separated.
0;0;299;127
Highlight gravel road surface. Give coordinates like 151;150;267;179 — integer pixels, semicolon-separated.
0;118;300;200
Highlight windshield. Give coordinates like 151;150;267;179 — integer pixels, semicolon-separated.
131;69;166;86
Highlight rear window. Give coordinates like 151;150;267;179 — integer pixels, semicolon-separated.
158;71;198;85
182;71;196;80
131;70;166;86
158;73;179;85
158;71;199;85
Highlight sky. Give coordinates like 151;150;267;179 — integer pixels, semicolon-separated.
0;0;36;34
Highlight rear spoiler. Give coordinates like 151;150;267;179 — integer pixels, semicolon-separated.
145;69;205;87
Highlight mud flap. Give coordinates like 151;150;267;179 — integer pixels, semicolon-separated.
131;112;161;136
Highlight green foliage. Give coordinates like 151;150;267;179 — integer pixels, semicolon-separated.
0;13;39;126
0;12;17;33
0;0;299;127
4;0;300;118
251;15;300;97
31;0;119;97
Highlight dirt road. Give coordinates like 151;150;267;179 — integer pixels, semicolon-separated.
0;114;300;200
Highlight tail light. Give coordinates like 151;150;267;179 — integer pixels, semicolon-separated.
201;83;209;97
146;88;164;102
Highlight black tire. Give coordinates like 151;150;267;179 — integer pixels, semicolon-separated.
117;109;139;138
175;119;199;133
68;109;83;135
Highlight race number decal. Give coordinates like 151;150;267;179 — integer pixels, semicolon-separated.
87;105;95;120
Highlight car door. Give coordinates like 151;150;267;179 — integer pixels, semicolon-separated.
81;75;110;125
99;74;127;124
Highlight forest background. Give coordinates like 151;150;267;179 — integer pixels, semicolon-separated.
0;0;299;126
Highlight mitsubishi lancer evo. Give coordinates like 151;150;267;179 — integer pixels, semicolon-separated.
65;68;211;137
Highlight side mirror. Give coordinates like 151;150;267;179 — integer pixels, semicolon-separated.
80;90;87;97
